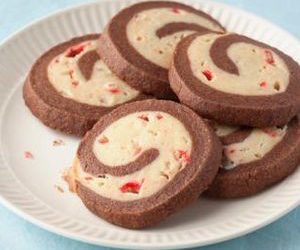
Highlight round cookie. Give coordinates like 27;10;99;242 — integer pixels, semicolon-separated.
98;1;225;99
23;34;149;136
169;33;300;127
205;119;300;198
67;100;222;228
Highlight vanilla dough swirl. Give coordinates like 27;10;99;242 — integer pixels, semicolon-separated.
70;111;192;201
48;40;139;107
188;33;290;96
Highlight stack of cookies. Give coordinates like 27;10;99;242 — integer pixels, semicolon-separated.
23;1;300;229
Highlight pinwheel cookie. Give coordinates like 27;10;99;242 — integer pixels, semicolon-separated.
23;34;148;136
205;119;300;198
98;1;225;99
67;100;222;228
170;33;300;127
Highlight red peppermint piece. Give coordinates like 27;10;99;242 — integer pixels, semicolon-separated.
171;7;180;14
259;81;267;88
264;50;275;65
138;114;149;122
178;150;191;164
262;128;277;137
98;136;109;144
24;151;34;159
120;181;142;194
107;88;120;94
71;81;79;87
202;70;213;81
156;113;163;120
65;44;85;57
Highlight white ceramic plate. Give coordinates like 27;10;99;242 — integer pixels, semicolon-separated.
0;0;300;249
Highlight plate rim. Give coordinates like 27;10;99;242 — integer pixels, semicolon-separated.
0;0;299;249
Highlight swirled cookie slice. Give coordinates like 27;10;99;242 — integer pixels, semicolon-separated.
206;119;300;198
23;34;148;136
170;33;300;127
67;100;222;228
98;1;225;99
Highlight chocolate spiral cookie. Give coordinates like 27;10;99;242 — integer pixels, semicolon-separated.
67;100;222;228
170;33;300;127
206;119;300;198
23;34;148;136
98;1;225;99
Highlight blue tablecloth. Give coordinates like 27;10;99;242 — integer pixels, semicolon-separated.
0;1;299;249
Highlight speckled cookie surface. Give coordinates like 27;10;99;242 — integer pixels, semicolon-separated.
206;118;300;198
68;100;222;228
23;34;149;136
169;33;300;127
98;1;225;99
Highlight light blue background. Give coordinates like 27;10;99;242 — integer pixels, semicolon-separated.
0;0;300;249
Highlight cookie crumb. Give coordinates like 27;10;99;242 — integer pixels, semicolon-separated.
24;151;34;159
61;168;69;182
54;185;64;193
62;168;76;193
53;139;65;146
